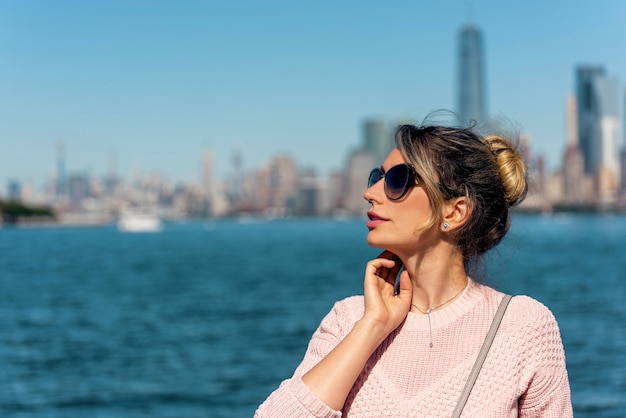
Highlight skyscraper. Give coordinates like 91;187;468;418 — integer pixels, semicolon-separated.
562;94;587;204
343;149;374;215
56;140;67;199
201;149;214;196
576;66;621;202
457;24;487;126
576;66;604;175
362;118;391;166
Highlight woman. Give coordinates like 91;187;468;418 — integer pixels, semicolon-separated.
255;123;572;417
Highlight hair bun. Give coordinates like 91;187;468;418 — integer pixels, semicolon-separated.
483;135;528;207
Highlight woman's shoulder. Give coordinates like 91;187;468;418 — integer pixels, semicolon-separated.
315;295;365;339
499;294;563;340
508;294;557;322
331;295;365;318
476;284;557;321
475;284;561;331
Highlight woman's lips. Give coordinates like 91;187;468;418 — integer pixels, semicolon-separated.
367;211;387;230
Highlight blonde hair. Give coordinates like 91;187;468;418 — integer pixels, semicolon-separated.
395;123;528;260
483;135;528;206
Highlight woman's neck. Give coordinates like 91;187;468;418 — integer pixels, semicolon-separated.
402;250;468;313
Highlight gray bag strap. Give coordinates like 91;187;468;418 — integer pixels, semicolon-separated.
451;294;513;418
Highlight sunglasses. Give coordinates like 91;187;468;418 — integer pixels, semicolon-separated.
367;163;418;201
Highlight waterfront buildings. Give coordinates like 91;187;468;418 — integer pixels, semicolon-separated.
4;26;626;222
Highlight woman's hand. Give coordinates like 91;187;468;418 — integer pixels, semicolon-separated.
300;250;412;410
362;251;412;338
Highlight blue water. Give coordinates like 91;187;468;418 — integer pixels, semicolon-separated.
0;215;624;417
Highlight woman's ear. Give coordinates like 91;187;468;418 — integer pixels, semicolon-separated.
441;197;472;232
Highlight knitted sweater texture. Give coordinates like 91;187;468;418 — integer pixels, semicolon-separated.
255;280;572;417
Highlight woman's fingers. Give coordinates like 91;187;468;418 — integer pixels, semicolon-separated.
363;255;411;334
366;260;392;287
372;251;402;286
364;251;408;304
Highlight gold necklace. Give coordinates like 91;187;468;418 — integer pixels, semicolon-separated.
411;288;464;348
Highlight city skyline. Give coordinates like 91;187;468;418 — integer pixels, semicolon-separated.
1;1;626;194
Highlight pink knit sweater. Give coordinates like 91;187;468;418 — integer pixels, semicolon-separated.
255;280;572;417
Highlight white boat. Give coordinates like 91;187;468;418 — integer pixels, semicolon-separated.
117;211;163;233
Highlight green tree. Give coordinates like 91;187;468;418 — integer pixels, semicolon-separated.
0;199;55;223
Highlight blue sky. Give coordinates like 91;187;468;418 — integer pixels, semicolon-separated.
1;0;625;193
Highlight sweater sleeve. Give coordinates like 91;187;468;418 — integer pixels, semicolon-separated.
516;298;573;417
254;297;362;418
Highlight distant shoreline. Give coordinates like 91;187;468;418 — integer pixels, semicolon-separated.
515;204;626;216
3;208;626;229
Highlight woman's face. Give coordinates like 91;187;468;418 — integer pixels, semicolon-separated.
364;148;436;257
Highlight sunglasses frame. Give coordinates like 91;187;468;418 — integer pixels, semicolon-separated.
368;163;418;201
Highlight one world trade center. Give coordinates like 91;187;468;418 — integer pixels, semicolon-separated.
457;24;487;127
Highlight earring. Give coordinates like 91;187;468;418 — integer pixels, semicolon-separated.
443;222;449;230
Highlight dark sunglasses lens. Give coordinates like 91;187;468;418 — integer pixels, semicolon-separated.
368;169;383;188
385;165;411;199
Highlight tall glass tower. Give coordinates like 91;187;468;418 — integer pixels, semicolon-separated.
362;118;390;166
576;65;621;201
457;25;487;126
576;66;621;174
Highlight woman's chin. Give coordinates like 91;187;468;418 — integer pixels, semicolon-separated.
365;233;387;249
